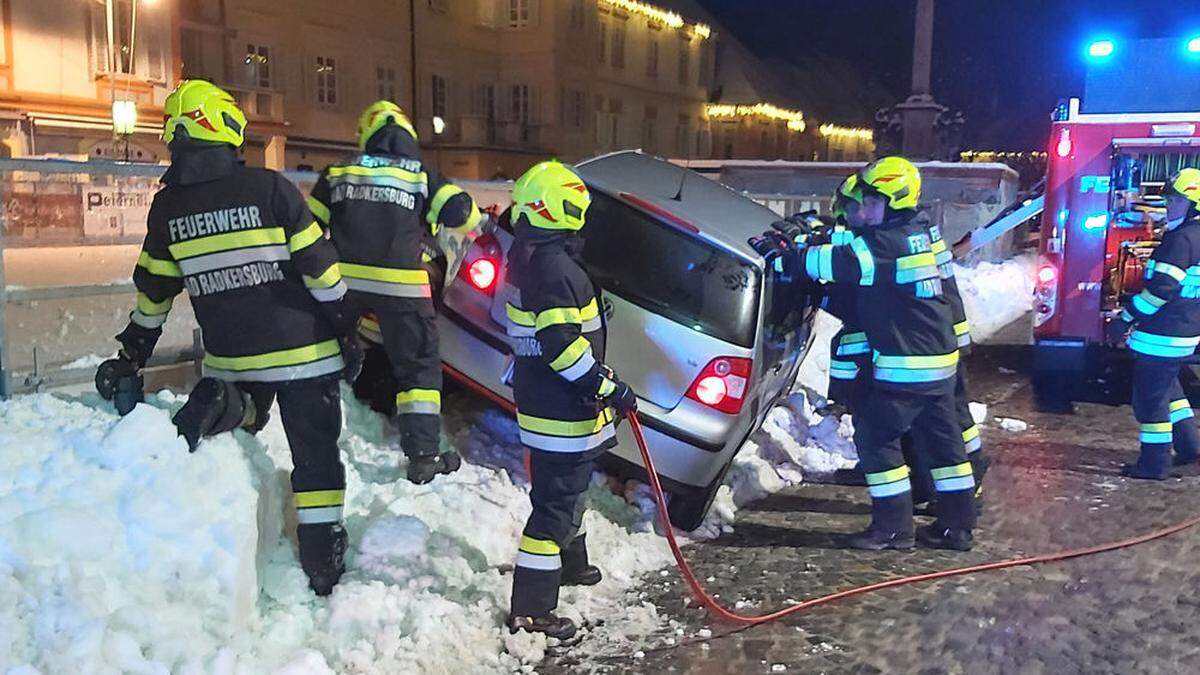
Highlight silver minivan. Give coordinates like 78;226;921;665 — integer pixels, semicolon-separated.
439;151;816;529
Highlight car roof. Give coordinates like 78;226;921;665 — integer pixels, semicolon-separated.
574;151;779;263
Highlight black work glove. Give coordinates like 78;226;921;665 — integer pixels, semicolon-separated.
339;334;364;384
749;230;796;260
596;367;638;418
95;351;144;416
772;215;816;245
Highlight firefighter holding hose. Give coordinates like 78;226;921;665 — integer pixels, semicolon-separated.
502;161;638;639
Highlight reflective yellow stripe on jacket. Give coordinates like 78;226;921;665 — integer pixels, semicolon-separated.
339;262;432;299
202;338;345;383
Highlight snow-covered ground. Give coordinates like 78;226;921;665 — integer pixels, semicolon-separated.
0;252;1032;673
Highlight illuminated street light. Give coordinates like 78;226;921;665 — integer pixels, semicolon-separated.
432;116;446;135
112;99;137;136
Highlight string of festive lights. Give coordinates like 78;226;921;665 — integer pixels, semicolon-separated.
819;123;873;140
601;0;711;40
706;103;807;132
960;150;1048;160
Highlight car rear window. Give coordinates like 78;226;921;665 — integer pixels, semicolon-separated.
581;191;761;348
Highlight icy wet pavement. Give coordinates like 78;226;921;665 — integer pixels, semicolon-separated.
555;345;1200;674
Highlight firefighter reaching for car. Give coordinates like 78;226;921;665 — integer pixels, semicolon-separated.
94;80;360;596
754;157;977;551
308;101;481;484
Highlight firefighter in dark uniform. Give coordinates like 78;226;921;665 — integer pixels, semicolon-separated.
308;101;479;484
94;80;359;595
755;157;976;551
927;218;988;498
504;161;637;639
824;176;874;411
1110;168;1200;479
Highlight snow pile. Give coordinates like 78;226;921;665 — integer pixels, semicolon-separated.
954;254;1035;343
688;391;857;539
0;390;674;673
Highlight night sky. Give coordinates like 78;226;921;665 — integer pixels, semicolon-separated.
696;0;1200;150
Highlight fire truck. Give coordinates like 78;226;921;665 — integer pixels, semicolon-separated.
1032;36;1200;411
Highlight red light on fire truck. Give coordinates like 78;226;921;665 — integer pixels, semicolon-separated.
1055;128;1073;158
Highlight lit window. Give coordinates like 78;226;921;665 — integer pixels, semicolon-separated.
245;44;271;89
315;56;338;106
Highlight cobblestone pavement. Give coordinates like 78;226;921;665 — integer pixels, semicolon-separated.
553;344;1200;674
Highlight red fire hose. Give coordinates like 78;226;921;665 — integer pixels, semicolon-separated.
446;367;1200;628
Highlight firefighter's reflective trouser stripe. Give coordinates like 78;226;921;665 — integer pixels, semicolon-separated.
1132;356;1200;475
349;294;443;457
511;448;596;617
854;381;976;531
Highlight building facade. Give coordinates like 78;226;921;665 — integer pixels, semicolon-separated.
0;0;874;178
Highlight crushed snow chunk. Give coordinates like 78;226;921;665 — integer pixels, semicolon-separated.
970;402;988;425
996;417;1029;432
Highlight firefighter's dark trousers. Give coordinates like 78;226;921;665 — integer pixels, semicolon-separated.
510;448;597;617
834;356;933;501
192;376;347;525
1131;355;1200;477
954;360;986;485
854;382;977;533
349;294;443;458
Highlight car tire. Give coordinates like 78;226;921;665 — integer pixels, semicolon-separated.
666;461;734;532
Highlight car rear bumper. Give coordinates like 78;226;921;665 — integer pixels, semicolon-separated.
438;309;744;489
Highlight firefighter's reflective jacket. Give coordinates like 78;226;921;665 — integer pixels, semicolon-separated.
505;218;617;454
926;217;972;350
813;223;872;382
308;125;479;309
1121;214;1200;358
128;144;349;382
800;210;959;392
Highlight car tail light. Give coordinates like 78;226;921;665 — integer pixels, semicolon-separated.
686;357;752;414
1037;264;1057;285
457;232;501;296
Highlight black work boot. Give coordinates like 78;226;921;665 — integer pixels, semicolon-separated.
407;451;463;484
846;492;915;551
920;489;975;551
560;535;602;587
916;523;974;551
1122;448;1174;480
298;523;348;596
172;378;246;452
506;613;578;641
